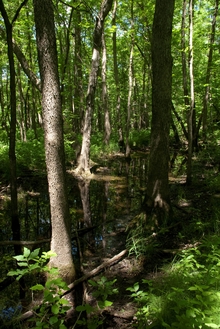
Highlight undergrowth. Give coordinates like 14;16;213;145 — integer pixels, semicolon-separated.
128;235;220;328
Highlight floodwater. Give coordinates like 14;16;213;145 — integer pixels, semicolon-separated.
0;153;149;313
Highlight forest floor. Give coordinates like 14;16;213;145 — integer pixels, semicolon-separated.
1;149;220;328
76;153;219;329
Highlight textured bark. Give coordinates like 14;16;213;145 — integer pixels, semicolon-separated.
102;33;111;145
76;0;113;173
33;0;75;283
144;0;175;225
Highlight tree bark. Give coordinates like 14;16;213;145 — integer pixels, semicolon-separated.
33;0;75;284
196;0;219;139
102;33;111;145
144;0;175;226
186;0;195;185
76;0;113;174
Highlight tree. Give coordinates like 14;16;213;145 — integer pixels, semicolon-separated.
186;0;195;185
76;0;113;174
0;0;29;299
33;0;75;283
143;0;175;225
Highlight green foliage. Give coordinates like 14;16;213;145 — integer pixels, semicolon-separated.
16;130;45;173
7;248;70;329
6;249;118;329
75;276;118;328
129;129;150;149
128;236;220;328
0;142;10;180
126;212;161;258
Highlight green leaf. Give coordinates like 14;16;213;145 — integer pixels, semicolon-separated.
76;304;94;314
7;270;18;276
88;279;98;287
30;248;40;259
17;262;28;267
51;303;59;315
31;284;45;291
205;324;220;328
23;247;31;258
186;309;196;318
49;315;58;324
59;324;67;329
14;255;25;261
98;300;113;308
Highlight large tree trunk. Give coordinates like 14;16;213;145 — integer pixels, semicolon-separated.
76;0;113;174
143;0;175;226
33;0;75;284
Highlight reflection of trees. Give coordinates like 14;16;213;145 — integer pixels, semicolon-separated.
78;180;95;252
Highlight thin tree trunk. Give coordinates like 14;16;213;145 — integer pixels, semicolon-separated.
112;0;123;144
0;0;28;299
196;0;219;139
102;33;111;145
76;0;113;174
125;0;134;158
181;0;190;111
186;0;194;185
73;9;84;133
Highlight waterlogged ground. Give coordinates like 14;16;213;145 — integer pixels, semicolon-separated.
0;149;220;328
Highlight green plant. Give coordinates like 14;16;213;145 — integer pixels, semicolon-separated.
75;276;118;329
126;212;161;258
127;236;220;328
7;248;70;329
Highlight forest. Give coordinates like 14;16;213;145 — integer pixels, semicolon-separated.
1;0;220;328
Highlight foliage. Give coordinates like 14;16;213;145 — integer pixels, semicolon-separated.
126;212;163;258
7;248;70;329
127;236;220;328
75;276;118;328
129;129;151;149
6;249;118;329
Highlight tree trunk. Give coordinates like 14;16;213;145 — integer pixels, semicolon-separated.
112;0;123;143
181;0;190;111
0;0;28;299
102;33;111;145
125;0;134;158
196;0;219;139
143;0;175;226
76;0;113;174
186;0;195;185
33;0;75;284
73;9;84;134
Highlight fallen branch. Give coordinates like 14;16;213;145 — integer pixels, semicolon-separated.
18;249;128;322
62;249;128;297
0;239;50;246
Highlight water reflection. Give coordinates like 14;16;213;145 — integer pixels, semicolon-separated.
0;155;148;254
0;153;149;318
